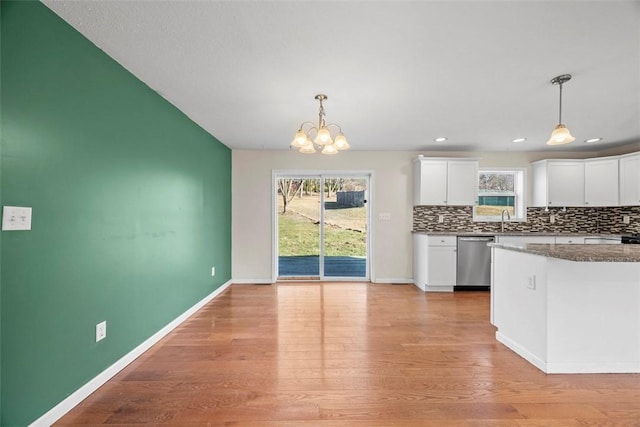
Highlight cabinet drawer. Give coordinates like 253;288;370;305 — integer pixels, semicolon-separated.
427;235;457;246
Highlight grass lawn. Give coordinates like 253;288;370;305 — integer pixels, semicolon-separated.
277;193;367;257
475;205;515;216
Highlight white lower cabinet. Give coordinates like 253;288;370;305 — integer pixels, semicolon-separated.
415;233;623;293
413;234;456;292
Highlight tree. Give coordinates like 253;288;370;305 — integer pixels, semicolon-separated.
325;178;344;198
278;179;302;213
479;173;514;192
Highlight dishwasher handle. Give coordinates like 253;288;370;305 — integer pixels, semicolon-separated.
458;237;495;242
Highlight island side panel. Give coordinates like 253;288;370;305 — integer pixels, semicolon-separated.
492;248;548;372
546;259;640;374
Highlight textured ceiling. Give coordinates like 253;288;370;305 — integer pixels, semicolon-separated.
43;1;640;152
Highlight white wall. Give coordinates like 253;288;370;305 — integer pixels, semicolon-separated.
232;150;416;283
231;149;602;283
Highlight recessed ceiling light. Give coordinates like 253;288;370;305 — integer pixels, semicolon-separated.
512;137;526;143
584;138;602;143
433;137;447;142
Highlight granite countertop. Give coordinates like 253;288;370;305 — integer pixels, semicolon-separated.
412;231;623;238
489;242;640;262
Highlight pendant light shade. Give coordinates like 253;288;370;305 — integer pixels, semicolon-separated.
299;144;317;154
546;74;575;146
290;94;349;154
321;144;339;155
314;127;333;145
334;133;350;150
547;124;575;145
291;130;310;148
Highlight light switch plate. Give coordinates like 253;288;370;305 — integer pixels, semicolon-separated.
2;206;32;231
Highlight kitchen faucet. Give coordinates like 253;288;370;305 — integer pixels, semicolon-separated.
501;209;511;232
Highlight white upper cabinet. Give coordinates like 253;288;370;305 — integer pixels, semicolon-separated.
413;156;478;206
447;160;479;205
413;158;448;205
584;156;619;207
619;153;640;206
531;160;585;207
532;153;640;208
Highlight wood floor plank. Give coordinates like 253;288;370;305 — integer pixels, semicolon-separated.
55;283;640;426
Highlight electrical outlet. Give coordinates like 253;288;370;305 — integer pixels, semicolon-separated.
527;276;536;290
438;214;444;223
96;321;107;342
549;214;555;224
211;266;216;276
623;215;630;224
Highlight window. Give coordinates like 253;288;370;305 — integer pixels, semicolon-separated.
474;169;526;221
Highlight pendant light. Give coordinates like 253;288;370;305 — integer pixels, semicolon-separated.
290;94;349;154
547;74;575;145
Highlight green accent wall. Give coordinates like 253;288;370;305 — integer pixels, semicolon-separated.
0;2;232;425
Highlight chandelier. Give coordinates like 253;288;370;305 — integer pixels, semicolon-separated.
290;94;350;154
546;74;575;145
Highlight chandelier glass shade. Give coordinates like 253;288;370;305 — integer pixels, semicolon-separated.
546;74;575;146
290;94;349;154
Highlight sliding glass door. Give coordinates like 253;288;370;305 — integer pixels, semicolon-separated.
322;177;368;278
275;173;369;280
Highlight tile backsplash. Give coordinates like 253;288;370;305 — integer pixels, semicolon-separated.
413;205;640;234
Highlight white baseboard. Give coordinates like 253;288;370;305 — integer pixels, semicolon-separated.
496;331;547;373
424;285;454;292
30;280;233;427
232;278;274;284
545;361;640;374
372;278;414;284
497;331;640;374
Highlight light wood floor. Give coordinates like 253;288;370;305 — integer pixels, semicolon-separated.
57;283;640;426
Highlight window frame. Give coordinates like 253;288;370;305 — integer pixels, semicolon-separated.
473;168;527;222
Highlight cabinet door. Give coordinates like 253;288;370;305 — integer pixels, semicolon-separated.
447;160;478;205
427;246;456;286
413;234;429;291
619;154;640;206
530;161;548;207
584;158;619;207
414;159;447;205
547;161;584;207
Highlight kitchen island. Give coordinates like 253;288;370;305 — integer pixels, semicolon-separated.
490;243;640;374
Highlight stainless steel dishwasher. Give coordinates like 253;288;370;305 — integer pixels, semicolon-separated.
456;236;494;290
